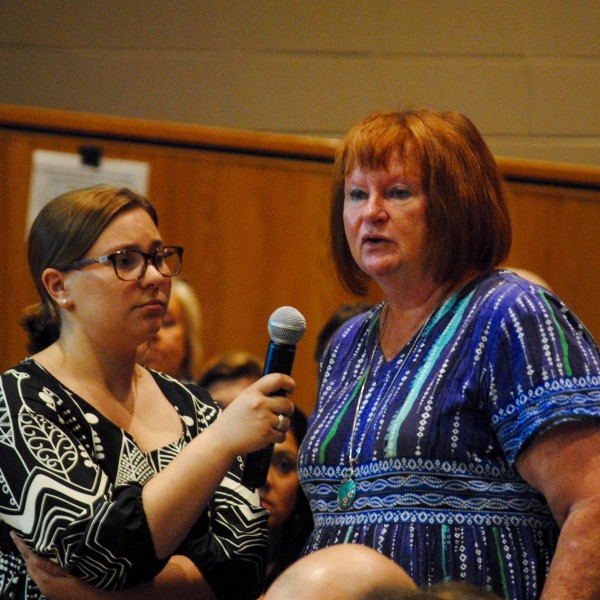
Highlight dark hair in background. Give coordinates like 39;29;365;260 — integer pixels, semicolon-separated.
21;185;157;354
362;580;501;600
198;350;264;388
363;588;440;600
314;302;374;362
330;109;512;295
263;407;314;592
427;581;501;599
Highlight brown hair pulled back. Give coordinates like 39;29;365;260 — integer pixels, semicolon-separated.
21;185;158;353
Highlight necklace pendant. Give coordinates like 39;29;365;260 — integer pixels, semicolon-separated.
337;477;357;509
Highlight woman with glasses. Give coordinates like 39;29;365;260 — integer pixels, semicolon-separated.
1;185;294;600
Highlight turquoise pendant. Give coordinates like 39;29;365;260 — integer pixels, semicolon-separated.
337;477;357;509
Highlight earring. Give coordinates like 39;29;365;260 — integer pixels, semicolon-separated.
61;298;69;305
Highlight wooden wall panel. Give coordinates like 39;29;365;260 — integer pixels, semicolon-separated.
505;183;600;342
1;104;599;416
0;123;368;415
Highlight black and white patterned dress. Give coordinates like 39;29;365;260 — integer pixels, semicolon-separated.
0;360;268;599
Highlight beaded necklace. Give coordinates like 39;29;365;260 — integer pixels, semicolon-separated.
336;299;443;510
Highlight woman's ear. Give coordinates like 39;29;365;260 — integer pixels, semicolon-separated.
41;268;70;307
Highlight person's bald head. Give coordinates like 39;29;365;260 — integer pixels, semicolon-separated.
265;544;417;600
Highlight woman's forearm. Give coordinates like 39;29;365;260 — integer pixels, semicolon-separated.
142;374;293;558
11;534;214;600
541;497;600;599
111;556;215;600
142;425;236;558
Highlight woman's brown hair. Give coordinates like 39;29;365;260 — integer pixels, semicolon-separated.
21;185;158;353
331;109;512;295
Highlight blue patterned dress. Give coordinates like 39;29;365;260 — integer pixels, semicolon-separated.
299;270;600;599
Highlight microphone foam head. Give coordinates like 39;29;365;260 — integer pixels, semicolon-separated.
268;306;307;345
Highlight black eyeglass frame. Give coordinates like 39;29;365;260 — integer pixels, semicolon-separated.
67;246;184;281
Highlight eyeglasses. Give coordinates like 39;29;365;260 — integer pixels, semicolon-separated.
68;246;184;281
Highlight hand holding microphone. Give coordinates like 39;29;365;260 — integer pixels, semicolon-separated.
241;306;306;488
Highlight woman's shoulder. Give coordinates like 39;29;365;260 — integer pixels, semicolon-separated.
469;269;597;347
2;356;37;375
0;358;82;422
1;357;54;393
466;268;560;313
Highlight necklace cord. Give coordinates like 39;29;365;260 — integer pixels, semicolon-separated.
336;286;459;509
345;294;449;476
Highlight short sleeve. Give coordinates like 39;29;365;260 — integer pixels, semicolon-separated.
487;286;600;464
66;483;168;587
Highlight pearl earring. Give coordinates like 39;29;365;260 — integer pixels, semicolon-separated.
61;298;69;305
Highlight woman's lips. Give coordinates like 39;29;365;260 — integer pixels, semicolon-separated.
361;231;389;244
137;299;165;313
259;496;275;511
362;236;389;249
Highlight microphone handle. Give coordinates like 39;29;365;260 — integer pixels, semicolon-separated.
241;341;296;488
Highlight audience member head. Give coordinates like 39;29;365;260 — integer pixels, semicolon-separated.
142;277;203;381
364;590;440;600
198;350;263;407
330;109;511;295
427;581;501;599
21;185;159;354
259;408;313;589
506;266;553;291
315;302;374;362
259;408;308;530
264;544;417;600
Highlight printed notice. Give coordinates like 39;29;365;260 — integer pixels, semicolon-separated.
27;149;150;234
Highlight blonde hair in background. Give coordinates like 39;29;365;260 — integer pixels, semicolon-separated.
171;278;203;380
506;267;553;291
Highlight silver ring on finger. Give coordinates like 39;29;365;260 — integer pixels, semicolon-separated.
275;413;286;432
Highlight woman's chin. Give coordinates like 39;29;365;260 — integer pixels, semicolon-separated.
360;262;399;282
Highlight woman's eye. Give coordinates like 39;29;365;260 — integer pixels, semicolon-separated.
271;455;296;474
347;188;368;201
388;187;411;200
115;254;139;271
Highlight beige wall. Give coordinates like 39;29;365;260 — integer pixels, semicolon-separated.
1;1;599;166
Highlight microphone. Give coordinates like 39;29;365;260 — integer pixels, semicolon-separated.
241;306;307;489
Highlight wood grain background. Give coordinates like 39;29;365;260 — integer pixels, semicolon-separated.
1;104;599;416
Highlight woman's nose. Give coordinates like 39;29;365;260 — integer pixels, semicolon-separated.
364;193;387;221
262;466;275;490
140;262;165;286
